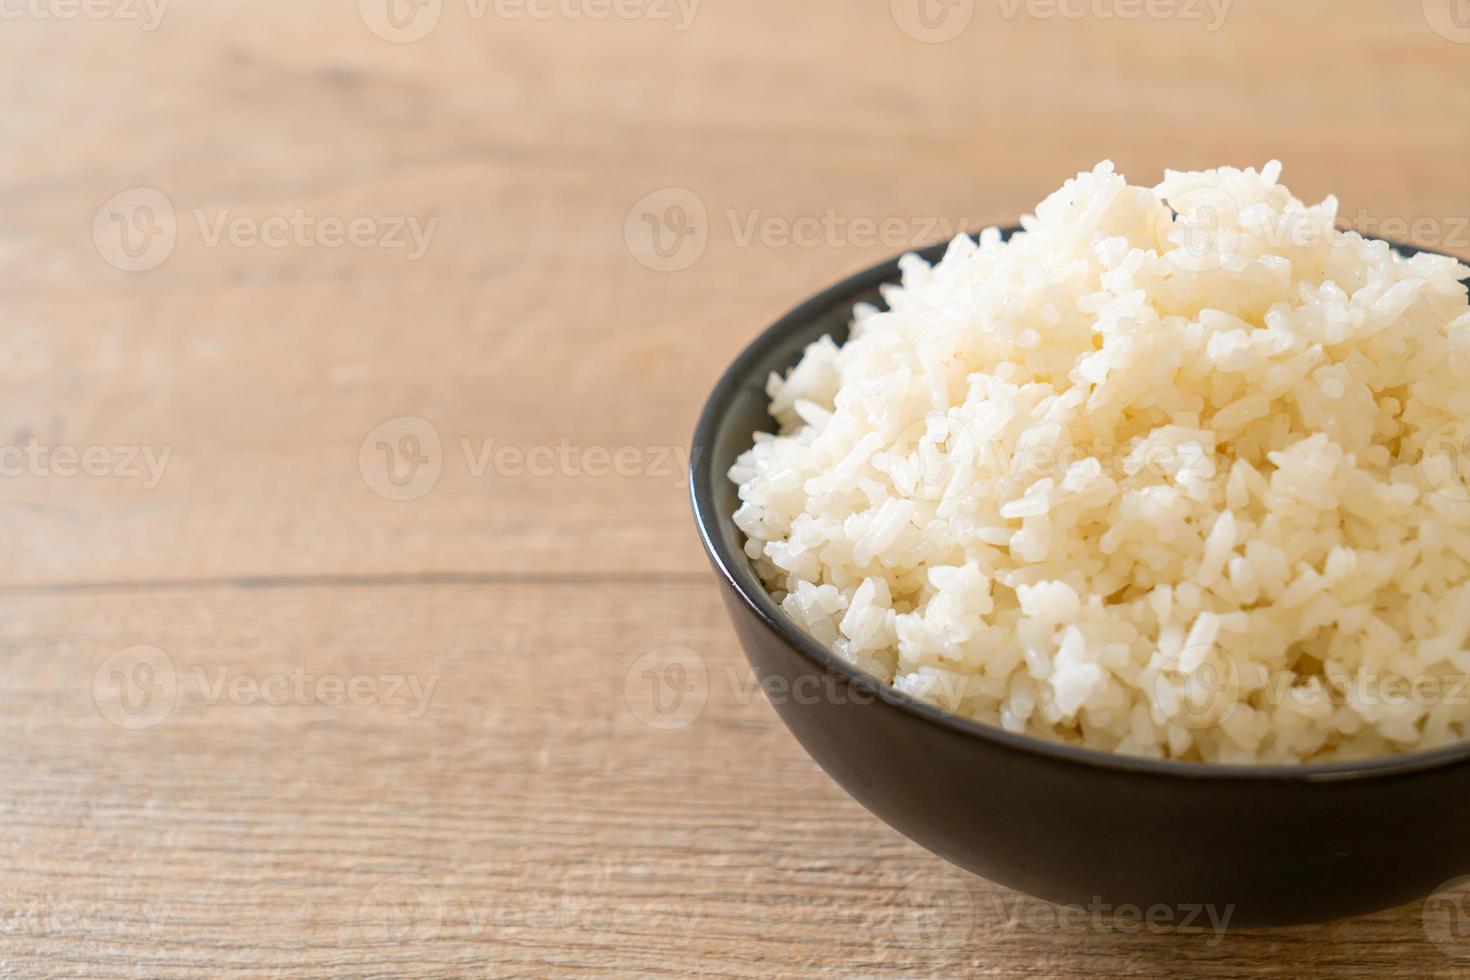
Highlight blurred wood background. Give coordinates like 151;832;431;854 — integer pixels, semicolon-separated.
1;0;1468;975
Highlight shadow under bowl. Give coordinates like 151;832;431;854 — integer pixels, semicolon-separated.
690;228;1470;928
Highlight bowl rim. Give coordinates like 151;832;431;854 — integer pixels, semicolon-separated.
690;227;1470;783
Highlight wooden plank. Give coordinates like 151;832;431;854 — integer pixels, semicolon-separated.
0;582;1457;977
2;0;1465;587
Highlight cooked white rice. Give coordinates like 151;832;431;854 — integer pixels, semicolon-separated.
731;162;1470;764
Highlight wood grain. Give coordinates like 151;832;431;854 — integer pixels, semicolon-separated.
2;0;1468;975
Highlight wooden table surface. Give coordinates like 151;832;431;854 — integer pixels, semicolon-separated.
3;0;1469;975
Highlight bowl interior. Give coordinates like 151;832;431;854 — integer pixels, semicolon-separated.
692;230;1470;780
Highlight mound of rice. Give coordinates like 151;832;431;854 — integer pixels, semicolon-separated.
731;162;1470;764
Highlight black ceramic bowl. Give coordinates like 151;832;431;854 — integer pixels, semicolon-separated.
691;229;1470;928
